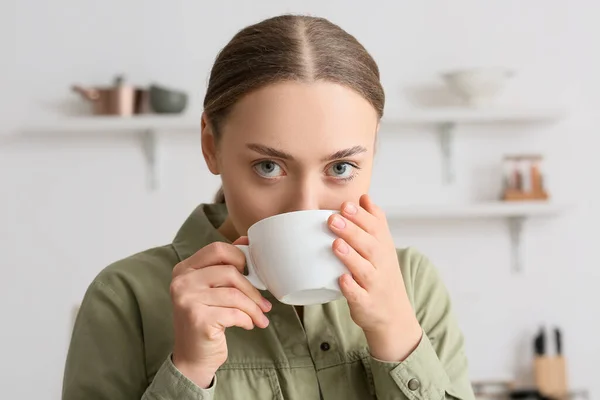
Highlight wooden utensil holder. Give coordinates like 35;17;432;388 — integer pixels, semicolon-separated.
534;356;568;398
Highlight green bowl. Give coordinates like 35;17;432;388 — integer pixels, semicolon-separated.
149;85;188;114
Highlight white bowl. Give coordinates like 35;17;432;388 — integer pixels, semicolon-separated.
442;67;515;107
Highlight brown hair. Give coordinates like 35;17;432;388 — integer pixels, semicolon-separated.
203;14;385;204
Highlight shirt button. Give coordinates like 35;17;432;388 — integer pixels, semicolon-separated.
407;378;420;391
320;342;331;351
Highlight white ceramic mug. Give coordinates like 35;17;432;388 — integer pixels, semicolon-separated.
235;209;349;306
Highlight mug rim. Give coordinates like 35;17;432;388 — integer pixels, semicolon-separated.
248;209;338;234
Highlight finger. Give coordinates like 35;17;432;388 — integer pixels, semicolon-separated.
173;241;247;277
197;265;272;313
340;200;380;236
359;194;386;220
328;214;381;265
171;265;272;314
200;287;270;329
332;238;375;289
210;306;255;331
339;273;369;306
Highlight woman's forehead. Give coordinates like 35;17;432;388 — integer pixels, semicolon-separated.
222;81;378;152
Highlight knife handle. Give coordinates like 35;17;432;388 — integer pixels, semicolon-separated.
555;328;562;355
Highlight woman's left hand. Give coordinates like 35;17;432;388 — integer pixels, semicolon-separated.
328;194;423;362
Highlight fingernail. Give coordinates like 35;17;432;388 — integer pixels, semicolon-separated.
344;202;358;215
330;215;346;229
335;240;349;255
340;274;351;285
262;297;272;310
261;314;270;327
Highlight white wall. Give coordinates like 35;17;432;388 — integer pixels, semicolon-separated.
2;0;599;398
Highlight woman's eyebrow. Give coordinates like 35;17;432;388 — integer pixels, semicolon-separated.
246;143;367;162
246;143;294;160
322;146;367;161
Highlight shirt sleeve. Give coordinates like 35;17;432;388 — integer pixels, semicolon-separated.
143;355;216;400
62;280;215;400
367;249;476;400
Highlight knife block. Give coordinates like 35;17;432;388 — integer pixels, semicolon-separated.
534;356;568;398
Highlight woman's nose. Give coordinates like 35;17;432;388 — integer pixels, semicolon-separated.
285;181;321;212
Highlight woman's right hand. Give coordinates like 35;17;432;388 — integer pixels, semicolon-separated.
170;238;272;389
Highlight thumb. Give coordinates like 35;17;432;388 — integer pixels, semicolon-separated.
233;236;249;246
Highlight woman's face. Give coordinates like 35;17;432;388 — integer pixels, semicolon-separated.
202;81;379;236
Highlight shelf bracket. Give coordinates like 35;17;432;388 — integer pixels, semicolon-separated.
141;129;158;191
508;216;525;273
438;122;456;184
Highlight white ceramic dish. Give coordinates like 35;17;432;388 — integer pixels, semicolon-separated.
442;67;515;107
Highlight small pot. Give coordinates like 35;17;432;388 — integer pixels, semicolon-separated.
72;75;139;116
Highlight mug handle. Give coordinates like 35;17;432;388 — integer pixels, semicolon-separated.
235;245;267;290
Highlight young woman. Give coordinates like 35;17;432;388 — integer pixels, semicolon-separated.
63;14;475;400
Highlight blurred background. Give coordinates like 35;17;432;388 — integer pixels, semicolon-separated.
1;1;598;399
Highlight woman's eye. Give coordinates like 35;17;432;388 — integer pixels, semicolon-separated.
327;162;356;179
253;161;284;178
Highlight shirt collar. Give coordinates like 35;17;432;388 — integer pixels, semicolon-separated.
172;203;231;261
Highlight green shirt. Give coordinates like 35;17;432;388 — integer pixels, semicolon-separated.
62;203;476;400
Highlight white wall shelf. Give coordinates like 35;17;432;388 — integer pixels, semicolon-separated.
383;201;564;219
20;116;201;190
381;107;566;184
19;107;565;190
383;201;566;273
21;115;201;133
382;107;565;125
